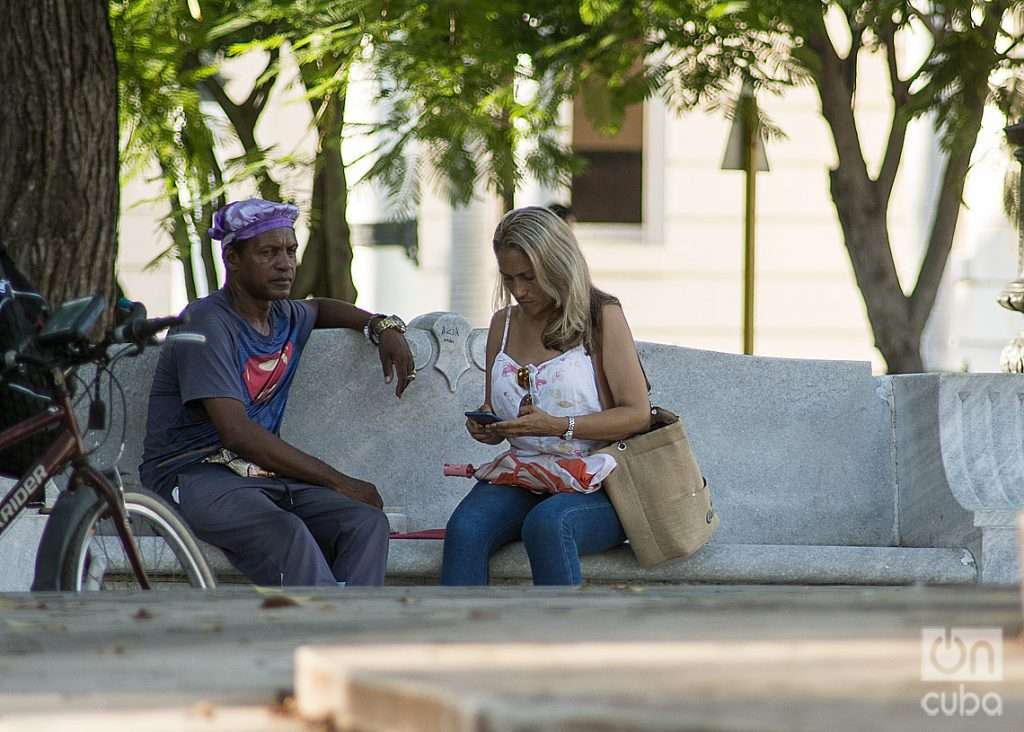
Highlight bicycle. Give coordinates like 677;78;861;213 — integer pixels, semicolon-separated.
0;289;215;591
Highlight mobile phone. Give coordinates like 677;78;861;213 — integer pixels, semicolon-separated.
465;410;502;425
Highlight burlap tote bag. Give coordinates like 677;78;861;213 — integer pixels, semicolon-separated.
597;406;718;568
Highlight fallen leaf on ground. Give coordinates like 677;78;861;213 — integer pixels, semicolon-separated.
467;609;499;622
191;701;216;718
133;608;154;621
260;595;299;609
270;689;298;717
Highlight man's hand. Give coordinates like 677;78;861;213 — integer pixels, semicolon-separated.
202;398;386;507
378;328;415;398
331;475;384;509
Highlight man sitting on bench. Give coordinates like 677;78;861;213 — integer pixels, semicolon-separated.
139;199;414;586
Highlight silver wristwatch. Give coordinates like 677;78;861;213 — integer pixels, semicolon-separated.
562;415;575;441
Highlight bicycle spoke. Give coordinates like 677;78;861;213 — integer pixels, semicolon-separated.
67;492;213;590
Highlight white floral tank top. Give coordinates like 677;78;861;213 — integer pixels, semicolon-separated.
473;306;617;494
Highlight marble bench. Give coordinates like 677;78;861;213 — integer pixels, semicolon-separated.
3;311;1022;589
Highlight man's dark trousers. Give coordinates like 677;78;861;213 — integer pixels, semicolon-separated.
173;463;389;586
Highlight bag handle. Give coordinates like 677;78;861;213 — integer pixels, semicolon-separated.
637;352;656;416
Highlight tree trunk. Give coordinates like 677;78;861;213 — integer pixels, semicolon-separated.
198;159;226;293
201;52;282;203
172;216;199;304
0;1;119;310
829;197;924;373
807;21;991;374
292;77;357;303
159;160;201;302
498;109;516;213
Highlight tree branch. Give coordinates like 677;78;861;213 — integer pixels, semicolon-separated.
805;29;872;188
843;26;863;99
882;25;910;105
909;7;1005;329
201;73;281;201
202;75;251;141
876;25;912;204
909;116;982;332
158;159;199;302
249;48;279;119
876;116;909;208
906;2;936;40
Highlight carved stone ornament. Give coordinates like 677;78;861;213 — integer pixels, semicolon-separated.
997;279;1024;314
407;312;487;392
999;335;1024;373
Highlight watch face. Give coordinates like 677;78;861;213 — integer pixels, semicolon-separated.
376;317;407;335
374;315;407;335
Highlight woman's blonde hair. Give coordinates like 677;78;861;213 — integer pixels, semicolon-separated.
492;206;617;353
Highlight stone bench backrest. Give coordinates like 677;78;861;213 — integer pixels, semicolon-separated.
99;311;898;547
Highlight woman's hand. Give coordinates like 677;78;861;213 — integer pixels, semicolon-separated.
486;403;566;439
466;405;505;445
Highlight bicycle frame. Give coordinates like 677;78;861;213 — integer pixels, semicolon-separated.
0;369;151;588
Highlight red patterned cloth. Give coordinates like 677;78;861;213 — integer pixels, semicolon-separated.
476;451;603;494
389;529;447;540
476;306;618;494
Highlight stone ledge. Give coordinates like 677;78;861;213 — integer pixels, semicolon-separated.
198;539;978;586
389;540;979;585
0;510;47;591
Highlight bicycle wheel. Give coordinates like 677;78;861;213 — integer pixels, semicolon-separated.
60;488;216;590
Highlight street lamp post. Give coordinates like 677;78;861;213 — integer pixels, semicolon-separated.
722;80;769;355
998;122;1024;372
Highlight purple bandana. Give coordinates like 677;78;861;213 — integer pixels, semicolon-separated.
208;199;299;248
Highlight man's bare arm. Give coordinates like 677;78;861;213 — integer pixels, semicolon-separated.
201;397;383;508
309;297;415;398
310;298;374;330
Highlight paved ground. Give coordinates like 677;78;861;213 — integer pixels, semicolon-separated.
0;584;1022;730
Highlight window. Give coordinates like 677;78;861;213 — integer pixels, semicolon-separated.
570;97;644;224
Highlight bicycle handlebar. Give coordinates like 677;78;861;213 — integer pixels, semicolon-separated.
111;315;184;344
3;313;189;376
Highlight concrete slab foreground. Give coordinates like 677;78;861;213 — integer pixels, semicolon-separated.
0;706;315;732
1;585;1022;731
296;639;1024;731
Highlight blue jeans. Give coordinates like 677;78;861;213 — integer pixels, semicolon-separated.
441;481;626;586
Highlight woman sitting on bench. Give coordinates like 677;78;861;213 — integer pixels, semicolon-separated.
441;206;651;586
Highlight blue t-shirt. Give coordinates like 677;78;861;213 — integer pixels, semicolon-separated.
139;289;317;495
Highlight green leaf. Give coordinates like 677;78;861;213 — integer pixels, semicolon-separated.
708;1;747;22
580;0;620;26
